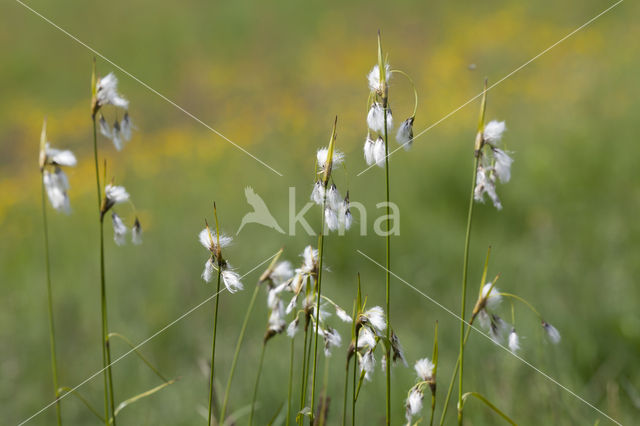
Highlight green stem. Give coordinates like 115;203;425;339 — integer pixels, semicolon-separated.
351;336;358;426
440;318;474;425
41;177;62;426
102;218;117;426
499;293;542;319
383;95;392;426
460;392;516;425
342;359;350;426
298;318;310;424
58;387;104;423
457;152;480;426
429;321;439;426
220;284;261;423
249;343;267;426
287;331;295;426
310;194;327;424
207;267;222;425
92;116;112;426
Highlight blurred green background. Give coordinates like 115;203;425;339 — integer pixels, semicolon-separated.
1;0;639;424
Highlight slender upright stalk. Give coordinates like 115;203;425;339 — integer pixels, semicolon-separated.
219;283;261;423
298;317;310;424
249;343;267;426
378;31;393;425
102;217;117;426
351;326;359;426
457;83;487;426
429;321;439;426
309;200;326;424
207;267;222;425
310;118;337;423
457;155;479;426
92;116;113;426
40;177;62;426
352;274;361;426
342;359;350;426
287;332;295;426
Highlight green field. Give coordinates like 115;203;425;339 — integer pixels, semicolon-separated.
1;0;639;424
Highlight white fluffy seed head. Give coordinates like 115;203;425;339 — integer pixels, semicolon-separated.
99;115;112;139
363;134;375;165
96;73;129;109
363;306;386;332
301;245;318;273
367;63;391;93
221;267;243;293
287;317;299;338
311;180;325;205
367;102;393;134
316;147;344;172
493;148;513;183
396;117;414;150
202;259;215;283
360;349;375;381
111;212;127;246
474;167;502;210
335;306;353;323
104;184;129;205
543;322;561;344
43;168;71;214
45;144;77;167
121;113;133;142
483;120;506;143
326;184;342;211
325;207;338;231
270;261;294;285
322;327;342;356
406;388;424;421
489;314;509;344
132;217;143;245
373;137;386;167
508;328;520;352
198;228;232;252
357;327;377;349
481;283;502;310
414;358;435;382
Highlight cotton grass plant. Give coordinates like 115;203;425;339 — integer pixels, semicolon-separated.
38;118;77;425
363;31;421;425
198;203;244;425
88;60;176;426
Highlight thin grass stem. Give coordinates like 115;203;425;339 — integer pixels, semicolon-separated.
342;357;350;426
298;317;310;424
220;283;261;423
207;267;222;425
91;116;113;426
287;330;295;426
309;195;327;424
40;177;62;426
439;317;475;425
457;82;487;426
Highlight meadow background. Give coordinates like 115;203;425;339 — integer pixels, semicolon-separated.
1;0;639;424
